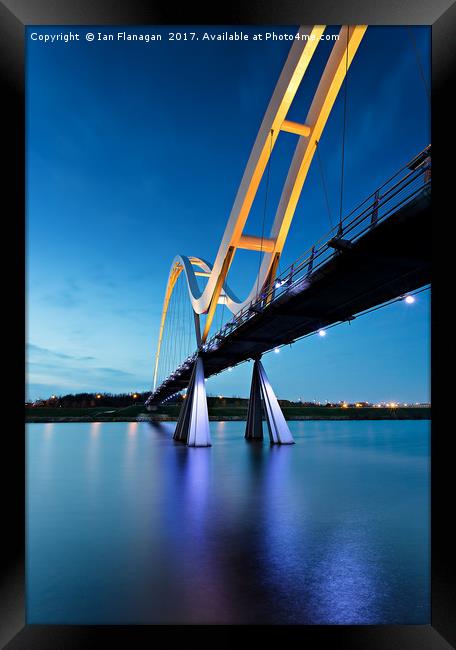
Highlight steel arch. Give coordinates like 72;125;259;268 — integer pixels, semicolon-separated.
153;25;367;390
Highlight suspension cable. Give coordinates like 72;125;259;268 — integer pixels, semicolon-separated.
162;293;169;382
170;277;178;376
406;27;431;104
179;275;184;364
339;25;350;230
175;277;180;369
164;287;172;380
256;129;274;298
187;292;192;359
315;139;334;228
178;275;183;366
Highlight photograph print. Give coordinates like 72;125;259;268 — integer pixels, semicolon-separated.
26;24;431;626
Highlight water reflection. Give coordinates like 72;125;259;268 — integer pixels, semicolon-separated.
127;422;138;436
87;422;101;485
26;420;430;624
90;421;101;437
313;530;377;623
43;422;54;438
33;422;55;470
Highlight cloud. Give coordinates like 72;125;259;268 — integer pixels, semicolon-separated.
40;279;83;309
27;343;96;362
95;367;135;378
42;290;81;308
86;263;118;290
26;361;137;381
26;342;149;399
111;306;152;321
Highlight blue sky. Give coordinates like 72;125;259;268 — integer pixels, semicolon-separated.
26;26;430;402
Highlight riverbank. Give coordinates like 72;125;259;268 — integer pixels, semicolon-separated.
26;405;431;423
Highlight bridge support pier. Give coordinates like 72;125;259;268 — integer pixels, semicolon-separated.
245;359;295;445
174;356;211;447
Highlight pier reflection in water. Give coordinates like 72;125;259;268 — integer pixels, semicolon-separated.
27;420;430;624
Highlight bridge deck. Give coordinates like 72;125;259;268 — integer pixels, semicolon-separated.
150;181;430;405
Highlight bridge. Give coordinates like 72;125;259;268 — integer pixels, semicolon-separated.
145;25;431;447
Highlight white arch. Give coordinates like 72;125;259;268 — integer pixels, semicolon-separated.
153;25;367;390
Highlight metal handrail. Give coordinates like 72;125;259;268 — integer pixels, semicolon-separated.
206;146;431;347
151;145;431;399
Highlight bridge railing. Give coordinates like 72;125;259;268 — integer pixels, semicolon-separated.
151;146;430;399
204;145;431;352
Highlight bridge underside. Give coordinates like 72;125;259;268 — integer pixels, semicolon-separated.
150;187;430;405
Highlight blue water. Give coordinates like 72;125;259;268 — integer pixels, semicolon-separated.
26;420;430;624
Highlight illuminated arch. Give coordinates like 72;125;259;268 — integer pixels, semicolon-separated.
153;25;367;390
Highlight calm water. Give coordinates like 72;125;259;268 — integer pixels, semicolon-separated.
27;420;430;625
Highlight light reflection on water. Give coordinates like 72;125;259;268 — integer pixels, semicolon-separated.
26;420;430;624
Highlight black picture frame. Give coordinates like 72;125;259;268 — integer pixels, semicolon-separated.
2;0;454;646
